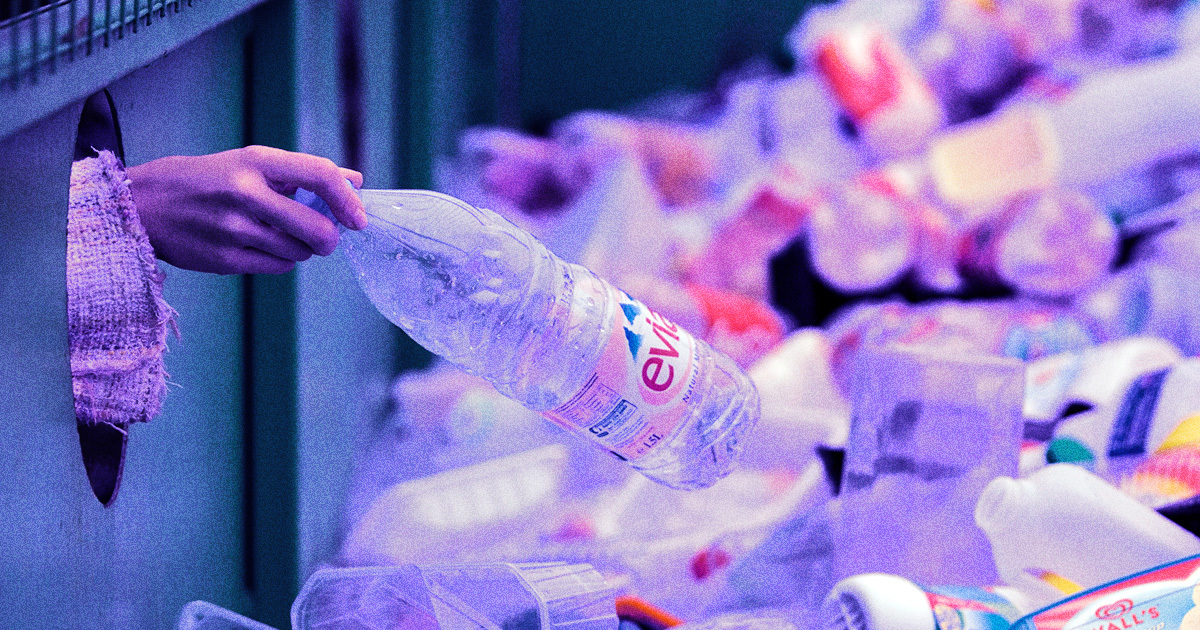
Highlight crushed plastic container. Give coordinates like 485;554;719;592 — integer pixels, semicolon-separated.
291;562;619;630
342;445;570;566
835;344;1025;587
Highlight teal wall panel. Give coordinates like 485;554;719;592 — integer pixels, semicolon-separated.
0;101;107;630
0;16;254;630
247;0;412;622
296;254;398;583
293;0;405;591
107;18;254;627
244;3;303;626
518;0;824;128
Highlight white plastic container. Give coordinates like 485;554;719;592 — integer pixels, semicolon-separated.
1023;337;1181;425
926;49;1200;211
742;328;851;470
974;463;1200;607
1052;359;1200;477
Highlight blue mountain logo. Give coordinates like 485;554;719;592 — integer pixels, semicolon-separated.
624;327;642;359
621;301;640;324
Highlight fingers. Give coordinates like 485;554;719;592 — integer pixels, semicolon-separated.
185;243;298;275
233;248;299;275
340;167;364;189
245;185;342;256
243;146;368;230
244;222;317;263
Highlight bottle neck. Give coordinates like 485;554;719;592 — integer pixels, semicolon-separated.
974;474;1026;536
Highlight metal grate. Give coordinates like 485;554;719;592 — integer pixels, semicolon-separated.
0;0;191;88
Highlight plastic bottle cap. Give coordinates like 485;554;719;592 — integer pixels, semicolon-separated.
822;573;935;630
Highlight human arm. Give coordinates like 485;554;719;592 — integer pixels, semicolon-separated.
127;145;367;275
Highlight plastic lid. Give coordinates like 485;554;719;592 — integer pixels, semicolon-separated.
822;573;935;630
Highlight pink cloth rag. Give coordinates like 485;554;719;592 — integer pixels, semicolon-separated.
68;150;176;428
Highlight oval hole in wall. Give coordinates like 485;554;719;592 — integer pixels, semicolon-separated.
71;89;129;507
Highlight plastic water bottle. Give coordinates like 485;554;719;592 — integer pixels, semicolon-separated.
297;187;760;490
957;188;1117;298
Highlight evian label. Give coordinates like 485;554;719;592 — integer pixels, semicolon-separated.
542;287;699;461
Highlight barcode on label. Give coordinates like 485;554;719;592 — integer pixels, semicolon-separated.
551;374;623;429
588;400;637;438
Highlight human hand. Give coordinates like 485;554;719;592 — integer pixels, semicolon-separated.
127;145;368;274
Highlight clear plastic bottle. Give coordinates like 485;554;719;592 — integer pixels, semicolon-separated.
297;187;760;490
806;171;918;294
957;188;1117;299
806;165;963;295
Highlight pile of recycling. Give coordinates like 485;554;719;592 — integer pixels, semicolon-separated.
295;1;1200;629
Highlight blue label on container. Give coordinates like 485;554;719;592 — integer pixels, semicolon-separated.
1108;369;1170;459
1002;315;1095;361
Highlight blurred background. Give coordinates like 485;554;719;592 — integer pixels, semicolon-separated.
6;0;1200;628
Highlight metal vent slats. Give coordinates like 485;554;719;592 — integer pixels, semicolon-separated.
1;0;192;88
